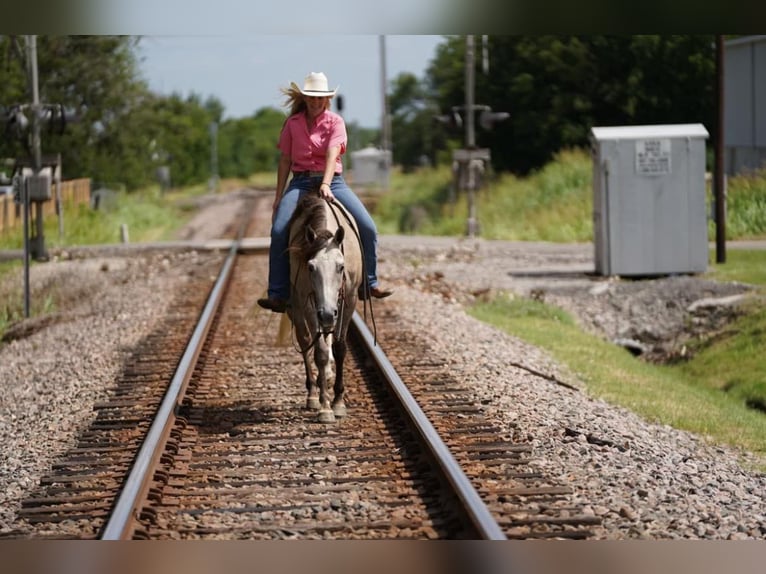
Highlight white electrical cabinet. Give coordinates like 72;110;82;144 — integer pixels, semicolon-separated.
350;145;391;186
590;124;710;276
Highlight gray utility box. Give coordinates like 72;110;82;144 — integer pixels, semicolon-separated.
350;145;391;186
26;173;52;201
590;124;709;276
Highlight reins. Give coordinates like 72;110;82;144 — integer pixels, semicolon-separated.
286;191;380;354
326;197;380;346
288;259;335;356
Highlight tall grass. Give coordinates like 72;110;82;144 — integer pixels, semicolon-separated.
0;186;194;252
376;148;766;242
478;149;592;241
376;167;455;235
721;169;766;240
376;149;592;241
678;299;766;414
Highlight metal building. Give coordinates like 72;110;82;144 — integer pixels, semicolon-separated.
591;124;709;276
725;35;766;175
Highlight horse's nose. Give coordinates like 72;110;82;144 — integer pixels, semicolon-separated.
317;306;337;330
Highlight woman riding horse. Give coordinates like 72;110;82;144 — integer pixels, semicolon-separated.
258;71;392;314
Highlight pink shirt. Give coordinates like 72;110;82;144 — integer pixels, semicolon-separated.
277;110;347;173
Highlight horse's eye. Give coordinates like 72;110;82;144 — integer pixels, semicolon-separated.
338;263;344;274
308;261;316;273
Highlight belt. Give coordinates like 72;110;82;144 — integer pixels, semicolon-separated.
292;171;340;178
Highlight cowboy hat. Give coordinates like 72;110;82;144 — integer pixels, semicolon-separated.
291;72;338;97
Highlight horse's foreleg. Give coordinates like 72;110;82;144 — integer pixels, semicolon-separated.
314;334;335;423
302;351;319;410
331;337;347;418
294;322;318;410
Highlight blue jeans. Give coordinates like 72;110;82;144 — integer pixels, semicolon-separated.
267;174;380;300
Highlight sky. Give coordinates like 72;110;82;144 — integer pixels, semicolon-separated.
136;35;446;129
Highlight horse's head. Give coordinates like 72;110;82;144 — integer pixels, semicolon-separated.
305;225;346;333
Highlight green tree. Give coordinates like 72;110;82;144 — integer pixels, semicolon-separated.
388;72;445;171
144;92;220;187
477;36;597;174
218;107;286;178
426;35;716;175
1;36;154;187
1;36;230;190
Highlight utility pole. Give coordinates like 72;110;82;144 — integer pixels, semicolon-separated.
5;36;67;316
209;121;219;192
27;36;48;262
465;35;479;237
437;35;507;237
465;35;476;150
21;36;40;317
715;35;726;264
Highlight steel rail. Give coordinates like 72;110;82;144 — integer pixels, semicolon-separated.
100;238;240;540
350;313;508;540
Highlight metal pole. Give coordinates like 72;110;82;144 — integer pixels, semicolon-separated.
22;171;30;318
29;37;41;173
379;35;391;189
466;35;475;149
715;35;726;263
209;122;218;192
21;35;42;317
465;35;479;237
56;155;63;239
27;35;46;262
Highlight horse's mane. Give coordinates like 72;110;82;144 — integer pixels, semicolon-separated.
288;194;335;259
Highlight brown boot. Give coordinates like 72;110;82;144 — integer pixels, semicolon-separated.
359;286;393;300
257;297;288;313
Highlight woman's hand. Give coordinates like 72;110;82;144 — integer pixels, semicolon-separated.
319;182;335;202
320;144;341;202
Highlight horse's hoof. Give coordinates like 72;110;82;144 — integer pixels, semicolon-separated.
306;397;320;410
317;409;336;424
332;403;347;418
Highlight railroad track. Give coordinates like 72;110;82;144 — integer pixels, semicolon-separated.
4;193;600;540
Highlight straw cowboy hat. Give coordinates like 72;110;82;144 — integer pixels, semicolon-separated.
292;72;338;97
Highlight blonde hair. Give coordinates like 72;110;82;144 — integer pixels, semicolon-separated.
281;84;331;117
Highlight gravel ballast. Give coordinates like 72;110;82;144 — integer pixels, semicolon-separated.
1;191;764;538
0;250;221;532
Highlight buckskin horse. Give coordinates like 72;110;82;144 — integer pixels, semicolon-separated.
286;193;363;423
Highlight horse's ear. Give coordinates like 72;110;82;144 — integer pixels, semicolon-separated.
334;226;345;244
305;225;317;244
